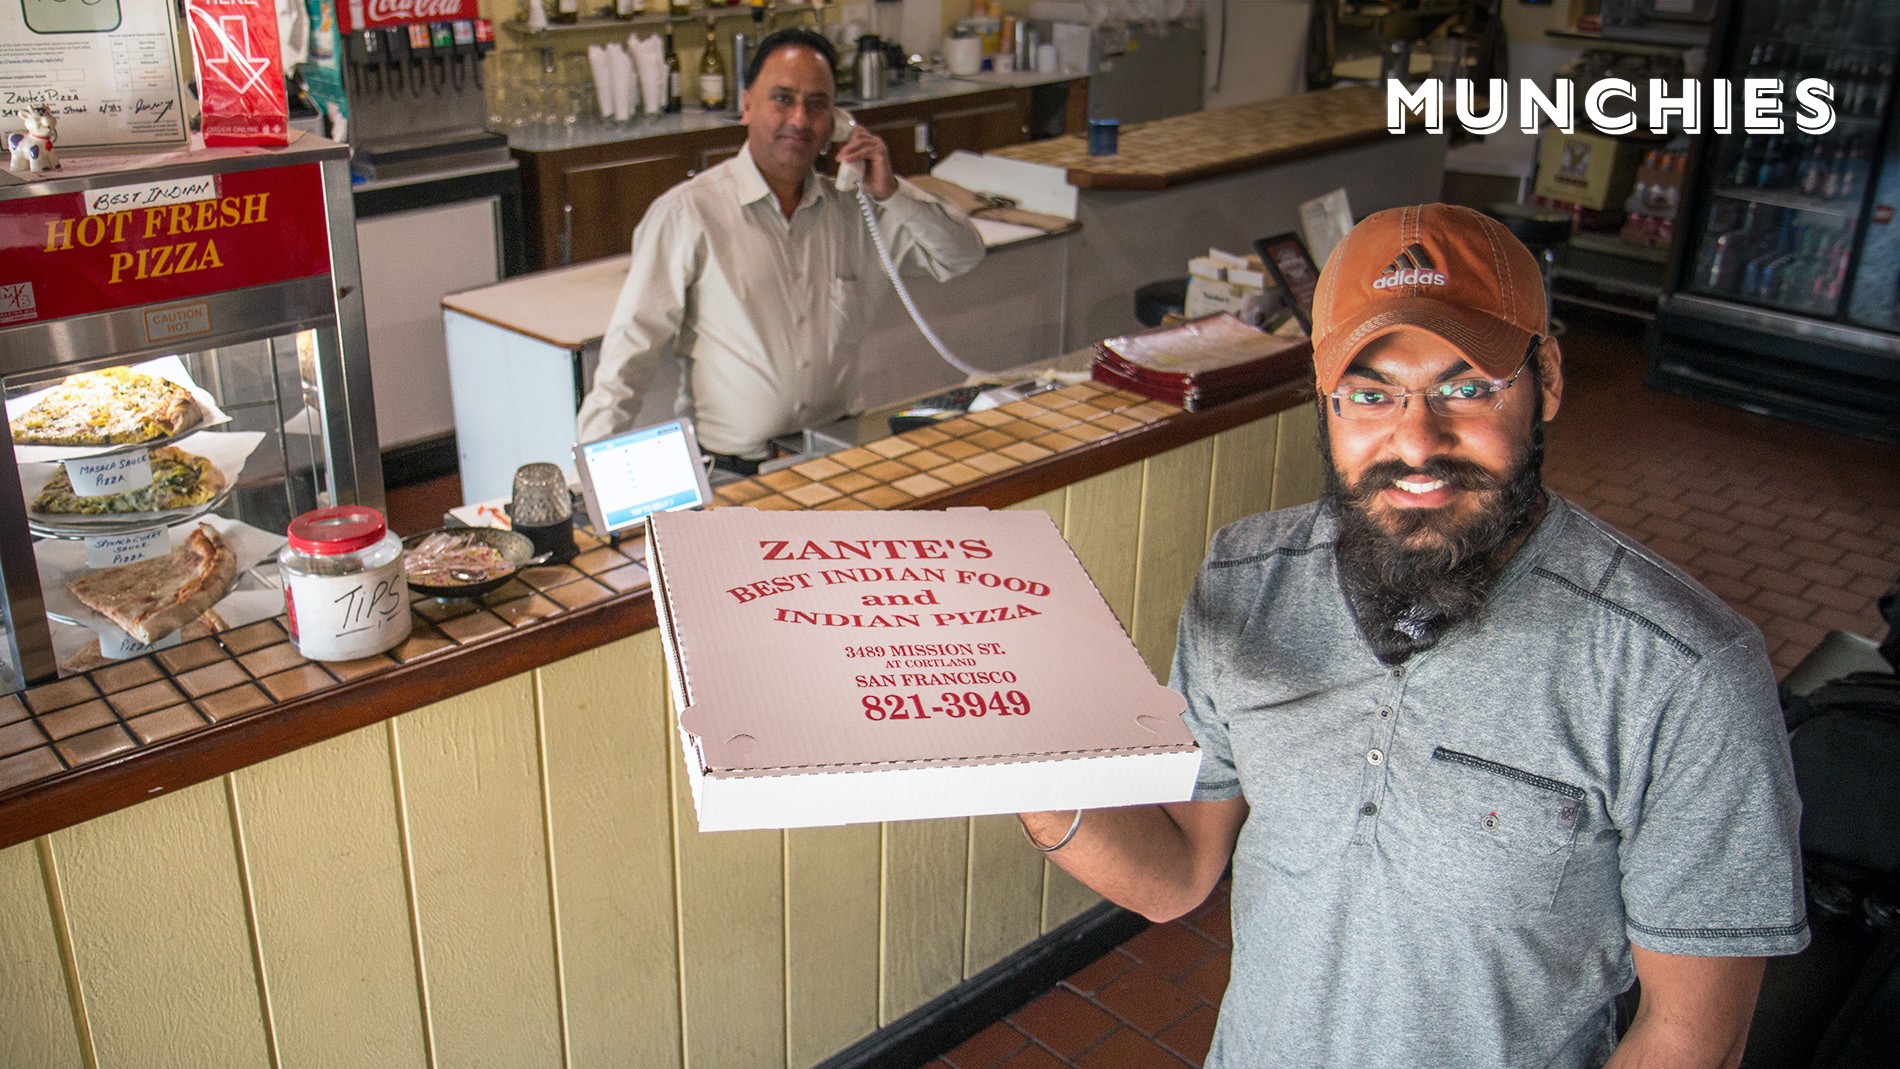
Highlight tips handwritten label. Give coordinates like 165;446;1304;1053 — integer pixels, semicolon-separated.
84;526;173;570
64;449;155;499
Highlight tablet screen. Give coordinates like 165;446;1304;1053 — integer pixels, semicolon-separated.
573;419;713;536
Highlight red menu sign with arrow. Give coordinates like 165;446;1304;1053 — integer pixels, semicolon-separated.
183;0;289;147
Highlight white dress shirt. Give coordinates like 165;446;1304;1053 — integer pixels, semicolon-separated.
577;143;986;456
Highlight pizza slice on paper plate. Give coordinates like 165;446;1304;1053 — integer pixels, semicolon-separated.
66;524;239;644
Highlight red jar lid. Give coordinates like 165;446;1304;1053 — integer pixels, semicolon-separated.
287;505;388;555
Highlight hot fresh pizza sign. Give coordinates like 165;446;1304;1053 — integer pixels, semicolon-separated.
0;163;330;324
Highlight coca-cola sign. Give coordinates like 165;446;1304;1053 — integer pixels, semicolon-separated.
338;0;478;33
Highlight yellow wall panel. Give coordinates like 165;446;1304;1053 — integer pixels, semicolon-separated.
0;410;1287;1069
672;741;786;1068
1008;488;1067;527
539;632;684;1069
881;818;968;1024
1062;464;1143;631
393;675;563;1068
1208;416;1281;538
1011;486;1100;937
1132;438;1215;680
0;840;84;1068
232;724;427;1067
963;815;1043;977
51;779;270;1069
1040;861;1101;934
785;823;880;1065
1271;400;1328;509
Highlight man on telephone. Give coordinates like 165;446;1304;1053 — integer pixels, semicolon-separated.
578;27;985;473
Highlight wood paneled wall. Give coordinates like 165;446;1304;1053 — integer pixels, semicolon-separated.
0;408;1323;1069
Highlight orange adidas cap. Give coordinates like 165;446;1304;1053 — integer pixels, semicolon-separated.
1310;203;1547;393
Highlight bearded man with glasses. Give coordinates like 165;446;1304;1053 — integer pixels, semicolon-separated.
1019;204;1806;1069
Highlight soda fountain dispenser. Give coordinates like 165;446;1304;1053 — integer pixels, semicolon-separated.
327;1;501;179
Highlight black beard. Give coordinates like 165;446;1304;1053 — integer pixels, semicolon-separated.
1321;417;1547;665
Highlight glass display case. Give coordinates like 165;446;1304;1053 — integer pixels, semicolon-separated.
1651;0;1900;441
0;139;383;691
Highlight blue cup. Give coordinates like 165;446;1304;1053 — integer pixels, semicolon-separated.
1088;118;1119;156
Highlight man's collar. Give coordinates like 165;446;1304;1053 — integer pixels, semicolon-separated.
731;142;821;213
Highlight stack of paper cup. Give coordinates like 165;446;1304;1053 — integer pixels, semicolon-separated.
944;35;982;77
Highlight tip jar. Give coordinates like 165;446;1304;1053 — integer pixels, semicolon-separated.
279;505;412;661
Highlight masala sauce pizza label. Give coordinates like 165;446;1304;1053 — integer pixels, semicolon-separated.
0;163;330;325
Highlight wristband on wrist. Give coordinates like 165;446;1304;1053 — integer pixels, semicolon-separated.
1022;809;1083;853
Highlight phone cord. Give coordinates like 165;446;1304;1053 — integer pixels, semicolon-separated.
853;187;987;381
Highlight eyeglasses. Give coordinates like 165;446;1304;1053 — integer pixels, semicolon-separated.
1326;341;1538;422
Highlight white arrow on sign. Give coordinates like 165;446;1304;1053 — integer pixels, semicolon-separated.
191;11;272;95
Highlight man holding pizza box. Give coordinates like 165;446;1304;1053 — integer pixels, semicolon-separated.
1020;204;1806;1069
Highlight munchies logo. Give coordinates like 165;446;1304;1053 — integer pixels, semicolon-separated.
1388;77;1839;136
1373;244;1446;289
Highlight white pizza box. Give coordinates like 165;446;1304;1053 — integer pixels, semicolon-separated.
646;507;1198;832
7;355;235;464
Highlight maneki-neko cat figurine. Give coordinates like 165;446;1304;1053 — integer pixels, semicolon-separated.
8;105;60;173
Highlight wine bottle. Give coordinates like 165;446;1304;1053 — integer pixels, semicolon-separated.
699;17;727;110
664;29;683;113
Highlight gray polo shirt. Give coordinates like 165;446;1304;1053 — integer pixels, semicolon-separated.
1174;493;1807;1069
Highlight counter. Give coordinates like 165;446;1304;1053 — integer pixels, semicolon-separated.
506;73;1088;269
0;366;1326;1068
440;223;1078;504
991;85;1400;190
991;86;1448;350
350;157;526;481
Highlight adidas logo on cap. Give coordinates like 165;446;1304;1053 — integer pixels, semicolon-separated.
1372;243;1447;289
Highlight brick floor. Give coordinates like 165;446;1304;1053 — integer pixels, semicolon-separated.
1540;313;1898;677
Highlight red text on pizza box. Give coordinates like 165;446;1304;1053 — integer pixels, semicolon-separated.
647;507;1199;832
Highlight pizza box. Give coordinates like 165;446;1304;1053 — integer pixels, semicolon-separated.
1094;314;1311;392
646;507;1198;832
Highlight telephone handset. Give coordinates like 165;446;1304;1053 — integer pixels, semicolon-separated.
832;107;863;192
831;105;985;381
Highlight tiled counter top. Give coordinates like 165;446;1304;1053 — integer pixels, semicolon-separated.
989;86;1402;190
0;373;1310;849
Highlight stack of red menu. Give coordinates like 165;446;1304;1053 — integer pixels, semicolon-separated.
1091;314;1312;411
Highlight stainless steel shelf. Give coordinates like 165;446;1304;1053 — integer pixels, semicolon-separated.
1711;186;1856;218
1546;25;1710;50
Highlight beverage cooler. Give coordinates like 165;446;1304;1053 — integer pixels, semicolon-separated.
0;139;383;693
1649;0;1900;442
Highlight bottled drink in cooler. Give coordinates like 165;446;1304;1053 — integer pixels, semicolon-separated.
1731;135;1759;187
